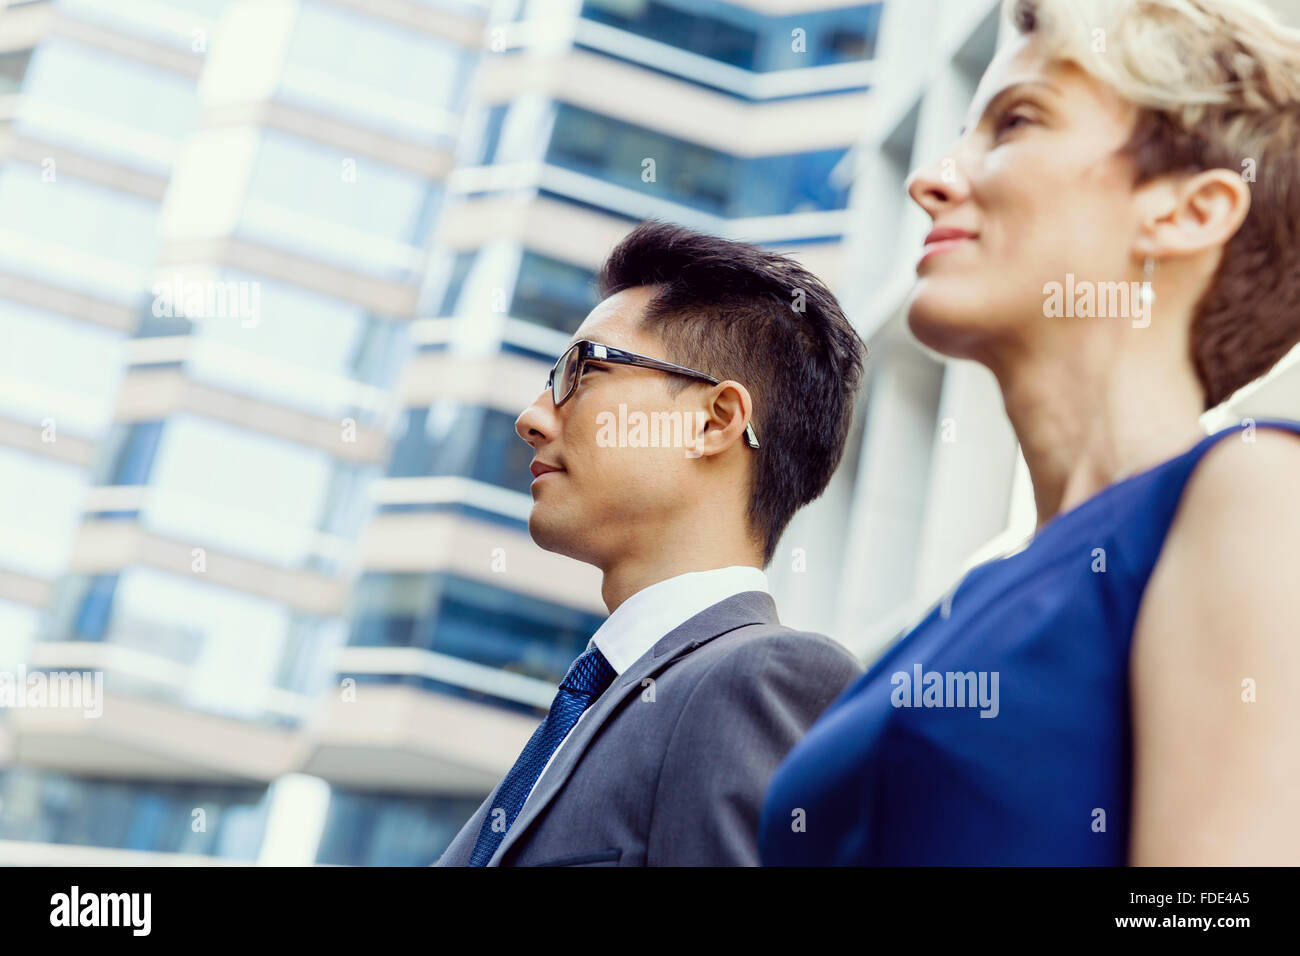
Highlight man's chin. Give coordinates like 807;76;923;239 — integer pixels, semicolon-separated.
527;510;573;557
529;510;606;569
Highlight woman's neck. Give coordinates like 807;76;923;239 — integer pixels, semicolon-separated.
991;320;1208;530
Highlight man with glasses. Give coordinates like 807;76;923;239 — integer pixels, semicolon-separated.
436;220;866;866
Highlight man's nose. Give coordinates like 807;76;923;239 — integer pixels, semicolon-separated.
515;389;556;447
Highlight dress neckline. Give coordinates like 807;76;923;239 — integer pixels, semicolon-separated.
1021;421;1258;552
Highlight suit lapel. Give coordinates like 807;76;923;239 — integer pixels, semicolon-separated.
487;589;778;865
437;781;502;865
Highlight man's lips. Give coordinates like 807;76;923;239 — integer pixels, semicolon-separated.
529;460;563;481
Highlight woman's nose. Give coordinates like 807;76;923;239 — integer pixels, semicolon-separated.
906;155;968;216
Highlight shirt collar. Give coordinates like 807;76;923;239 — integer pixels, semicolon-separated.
588;566;769;674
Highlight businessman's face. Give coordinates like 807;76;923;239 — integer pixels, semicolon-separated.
515;286;712;568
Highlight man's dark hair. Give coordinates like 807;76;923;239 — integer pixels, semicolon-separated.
597;219;866;566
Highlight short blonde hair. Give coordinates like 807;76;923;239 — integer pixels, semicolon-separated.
1005;0;1300;408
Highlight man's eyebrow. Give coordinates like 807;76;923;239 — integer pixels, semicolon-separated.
957;79;1059;137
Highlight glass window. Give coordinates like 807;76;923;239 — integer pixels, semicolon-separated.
44;568;342;718
79;565;292;719
134;309;194;338
0;766;268;859
316;788;482;866
191;272;364;364
281;0;470;143
734;149;852;217
44;573;119;643
0;302;124;437
546;104;848;217
167;269;406;421
476;105;508;165
348;311;411;392
313;460;377;546
0;598;40;669
240;129;441;279
389;404;475;481
139;414;335;568
273;615;347;697
436;251;475;316
388;404;533;495
760;6;881;71
15;38;199;172
0;164;158;302
582;0;758;69
0;449;86;578
0;49;33;96
95;421;164;487
548;104;732;215
74;574;119;642
511;251;598;333
53;0;230;52
580;0;881;72
470;408;535;493
348;572;604;686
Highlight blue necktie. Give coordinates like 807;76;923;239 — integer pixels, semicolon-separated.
468;644;617;866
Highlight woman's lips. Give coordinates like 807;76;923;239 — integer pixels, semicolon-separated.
917;231;977;269
917;238;972;266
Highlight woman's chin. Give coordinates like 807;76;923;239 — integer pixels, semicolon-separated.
905;293;983;359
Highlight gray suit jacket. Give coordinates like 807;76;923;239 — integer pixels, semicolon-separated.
435;589;861;866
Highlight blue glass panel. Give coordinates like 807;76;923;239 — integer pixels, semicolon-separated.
582;0;758;69
477;104;508;165
72;574;119;642
0;767;268;859
387;405;533;494
347;572;604;686
580;0;881;73
511;250;598;333
101;421;164;486
546;104;848;216
315;788;482;866
0;49;32;95
437;251;475;316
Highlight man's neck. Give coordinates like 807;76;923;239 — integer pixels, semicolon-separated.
599;542;763;614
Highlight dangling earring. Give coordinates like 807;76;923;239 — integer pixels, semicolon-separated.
1139;256;1156;309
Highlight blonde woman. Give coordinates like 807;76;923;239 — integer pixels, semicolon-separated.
761;0;1300;865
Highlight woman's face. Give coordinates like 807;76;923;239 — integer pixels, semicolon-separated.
905;35;1144;364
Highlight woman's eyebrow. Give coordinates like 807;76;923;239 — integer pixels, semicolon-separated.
958;79;1060;137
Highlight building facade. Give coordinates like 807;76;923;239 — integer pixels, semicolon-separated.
0;0;883;865
1;0;1296;865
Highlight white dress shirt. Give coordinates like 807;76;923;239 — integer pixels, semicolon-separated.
517;565;769;812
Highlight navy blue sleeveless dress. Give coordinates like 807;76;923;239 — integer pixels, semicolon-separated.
759;419;1300;865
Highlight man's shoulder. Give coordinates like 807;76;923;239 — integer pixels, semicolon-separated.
682;620;862;683
644;622;862;795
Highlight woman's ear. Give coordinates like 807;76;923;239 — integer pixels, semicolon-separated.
1134;168;1251;260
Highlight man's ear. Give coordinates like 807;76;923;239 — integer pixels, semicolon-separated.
689;381;755;459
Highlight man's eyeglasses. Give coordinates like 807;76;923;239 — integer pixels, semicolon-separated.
545;339;760;450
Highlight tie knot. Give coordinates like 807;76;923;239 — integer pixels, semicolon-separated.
560;645;616;697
